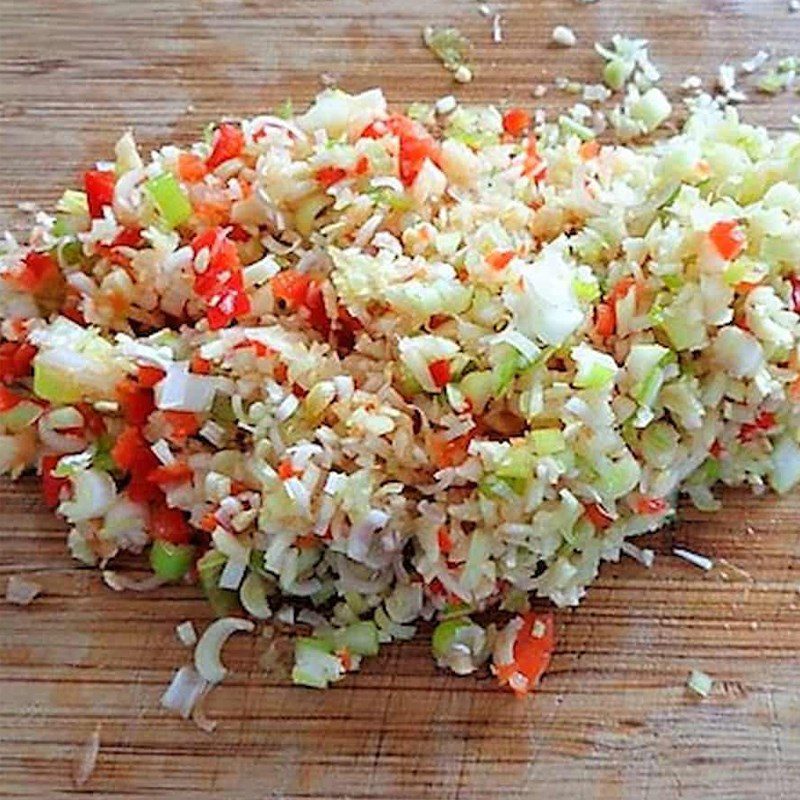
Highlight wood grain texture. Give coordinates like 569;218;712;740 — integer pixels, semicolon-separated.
2;1;800;797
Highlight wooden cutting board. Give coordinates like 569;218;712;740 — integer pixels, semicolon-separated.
2;1;800;797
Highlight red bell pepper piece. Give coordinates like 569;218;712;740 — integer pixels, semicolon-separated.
84;170;116;218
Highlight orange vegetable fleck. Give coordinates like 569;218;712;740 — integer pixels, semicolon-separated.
486;250;515;271
150;500;192;545
584;502;614;530
277;458;297;480
709;220;746;261
190;355;212;375
502;107;531;137
608;276;637;303
594;302;615;337
163;411;202;441
427;430;473;469
137;365;165;389
273;362;288;383
177;152;208;182
437;526;453;555
522;139;546;182
494;612;555;697
200;512;218;533
634;496;669;515
0;385;23;412
315;165;348;189
295;533;320;550
354;155;370;176
579;140;601;161
148;461;194;486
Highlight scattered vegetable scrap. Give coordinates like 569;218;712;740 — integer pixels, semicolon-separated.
423;26;473;83
686;669;714;698
4;574;42;605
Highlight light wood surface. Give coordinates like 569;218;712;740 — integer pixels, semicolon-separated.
2;1;800;798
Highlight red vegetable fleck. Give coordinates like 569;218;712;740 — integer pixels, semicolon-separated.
502;107;531;137
709;220;746;261
634;496;669;515
428;358;451;389
584;502;614;530
150;500;192;545
40;454;69;509
83;170;116;218
206;123;245;171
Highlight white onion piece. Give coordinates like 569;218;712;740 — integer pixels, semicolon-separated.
176;621;198;647
275;393;299;422
60;469;116;523
161;665;208;718
151;438;174;465
346;509;389;562
154;362;219;412
211;527;251;563
194;617;255;684
249;114;307;142
284;476;311;519
218;558;247;591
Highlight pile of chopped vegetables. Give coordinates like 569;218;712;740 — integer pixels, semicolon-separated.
3;80;800;701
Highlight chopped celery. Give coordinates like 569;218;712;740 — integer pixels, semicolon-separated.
407;102;432;122
640;422;679;469
150;541;195;581
198;550;240;616
33;358;83;404
629;88;671;133
292;637;344;689
458;370;494;412
294;193;331;237
337;621;380;656
603;58;631;91
496;447;535;481
431;617;470;660
530;428;566;456
599;453;641;499
239;571;272;619
769;435;800;494
559;116;595;141
492;347;523;395
572;277;600;303
56;189;88;217
146;173;192;228
0;402;42;433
